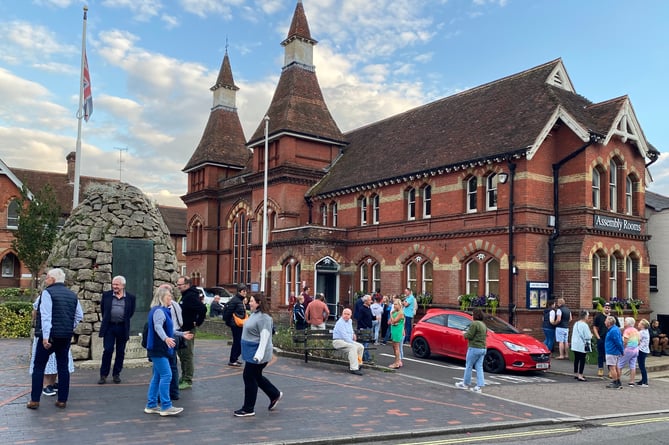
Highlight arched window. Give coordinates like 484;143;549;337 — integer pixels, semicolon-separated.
609;159;618;212
406;187;416;220
485;259;500;296
189;219;203;252
422;185;432;218
371;194;380;224
7;199;19;229
486;174;498;210
320;203;327;226
467;176;477;213
464;254;500;297
609;256;618;299
232;212;251;286
1;253;17;278
592;168;601;209
330;201;338;227
406;255;432;295
359;196;367;226
466;260;479;295
592;253;601;300
625;176;634;216
626;256;636;299
359;257;381;294
284;258;301;305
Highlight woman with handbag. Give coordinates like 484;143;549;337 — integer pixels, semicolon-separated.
570;310;593;382
234;294;282;417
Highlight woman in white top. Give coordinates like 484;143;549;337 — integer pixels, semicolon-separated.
570;309;593;381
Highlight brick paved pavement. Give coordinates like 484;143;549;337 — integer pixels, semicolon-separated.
2;338;669;445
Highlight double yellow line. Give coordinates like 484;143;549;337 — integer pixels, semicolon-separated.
396;426;581;444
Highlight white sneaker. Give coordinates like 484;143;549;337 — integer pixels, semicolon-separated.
470;386;482;393
159;406;184;416
144;406;161;414
455;381;467;389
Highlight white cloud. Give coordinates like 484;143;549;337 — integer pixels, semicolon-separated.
179;0;246;19
0;21;77;65
101;0;164;22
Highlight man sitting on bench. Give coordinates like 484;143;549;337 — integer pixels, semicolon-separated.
332;308;364;376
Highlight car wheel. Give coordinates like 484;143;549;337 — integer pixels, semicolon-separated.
412;337;431;358
483;349;505;374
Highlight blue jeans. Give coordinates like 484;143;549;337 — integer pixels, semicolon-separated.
147;356;172;410
372;320;380;342
463;347;486;388
638;350;648;384
543;328;555;353
403;316;413;343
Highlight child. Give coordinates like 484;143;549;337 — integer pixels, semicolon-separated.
637;319;650;387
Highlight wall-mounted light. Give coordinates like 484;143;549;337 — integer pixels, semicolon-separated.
498;172;509;184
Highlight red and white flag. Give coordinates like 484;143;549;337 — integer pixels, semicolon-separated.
83;49;93;122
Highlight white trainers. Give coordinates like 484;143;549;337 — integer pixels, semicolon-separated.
470;386;482;393
455;381;467;389
159;406;184;416
144;406;161;414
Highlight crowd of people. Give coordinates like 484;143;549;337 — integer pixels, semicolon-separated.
543;298;667;389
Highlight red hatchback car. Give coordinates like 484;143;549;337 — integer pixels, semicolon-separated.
410;309;551;373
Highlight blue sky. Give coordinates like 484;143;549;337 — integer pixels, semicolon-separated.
1;0;668;207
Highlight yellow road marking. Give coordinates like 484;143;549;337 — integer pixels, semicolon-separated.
396;426;581;444
604;416;669;427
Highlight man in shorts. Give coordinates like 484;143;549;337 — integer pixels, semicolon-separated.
604;315;624;389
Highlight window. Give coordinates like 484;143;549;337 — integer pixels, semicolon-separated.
180;265;187;276
485;259;500;296
609;160;617;212
284;259;301;305
360;258;381;294
592;169;601;209
181;237;187;254
467;176;477;213
609;256;617;299
372;194;380;224
422;185;432;218
422;261;433;295
1;254;16;277
407;188;416;220
466;260;479;295
486;174;498;210
331;202;338;227
7;199;19;229
405;255;433;294
625;176;633;216
232;212;251;286
592;253;601;300
650;264;658;292
359;197;367;226
626;257;634;299
320;203;327;226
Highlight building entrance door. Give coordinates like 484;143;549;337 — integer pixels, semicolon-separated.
315;257;339;319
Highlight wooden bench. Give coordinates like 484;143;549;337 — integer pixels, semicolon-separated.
292;328;376;363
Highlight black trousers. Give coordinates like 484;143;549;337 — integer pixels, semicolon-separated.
241;361;280;412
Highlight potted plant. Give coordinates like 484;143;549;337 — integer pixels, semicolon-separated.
592;297;606;311
486;294;500;316
416;293;432;312
610;297;624;317
627;298;643;318
458;294;475;311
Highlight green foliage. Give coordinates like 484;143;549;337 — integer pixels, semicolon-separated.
0;302;33;338
11;184;62;289
0;287;34;303
416;293;432;311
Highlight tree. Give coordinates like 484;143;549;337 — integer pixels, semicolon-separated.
11;185;62;289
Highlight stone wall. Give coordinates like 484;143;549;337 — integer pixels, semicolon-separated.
47;183;180;360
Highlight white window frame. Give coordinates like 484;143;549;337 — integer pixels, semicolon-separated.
359;197;367;226
422;185;432;218
466;260;479;295
592;169;601;209
609;256;617;299
407;188;416;220
422;261;433;295
486;174;498;211
181;236;187;254
626;257;633;299
7;199;19;229
372;194;380;225
592;254;601;300
609;160;617;212
321;203;327;226
625;176;633;216
485;259;500;296
467;176;477;213
331;202;338;227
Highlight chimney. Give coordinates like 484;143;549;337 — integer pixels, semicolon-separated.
66;151;76;183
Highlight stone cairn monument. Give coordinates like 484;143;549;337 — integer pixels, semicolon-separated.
47;183;180;362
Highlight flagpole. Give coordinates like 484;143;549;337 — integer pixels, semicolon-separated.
73;5;88;209
260;115;269;294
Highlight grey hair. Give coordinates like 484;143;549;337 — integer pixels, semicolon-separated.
151;286;173;308
606;315;618;325
47;268;66;283
363;294;372;303
624;317;636;327
112;275;126;286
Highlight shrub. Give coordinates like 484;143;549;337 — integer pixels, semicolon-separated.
0;302;33;338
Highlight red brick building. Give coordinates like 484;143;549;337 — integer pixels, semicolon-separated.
182;1;659;329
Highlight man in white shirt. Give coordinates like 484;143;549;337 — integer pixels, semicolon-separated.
332;308;364;375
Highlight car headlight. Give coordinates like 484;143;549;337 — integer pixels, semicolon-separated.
503;341;528;352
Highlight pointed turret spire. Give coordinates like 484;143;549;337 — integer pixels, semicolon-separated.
248;0;344;147
184;50;250;172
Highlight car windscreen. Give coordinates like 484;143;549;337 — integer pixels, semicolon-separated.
483;315;519;334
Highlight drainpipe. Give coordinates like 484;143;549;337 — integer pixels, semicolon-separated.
548;135;598;296
305;197;313;224
507;161;516;325
215;197;221;286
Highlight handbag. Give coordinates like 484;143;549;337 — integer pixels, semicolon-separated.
233;312;248;327
584;340;592;353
